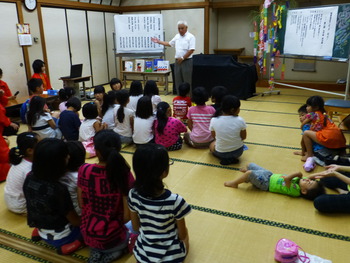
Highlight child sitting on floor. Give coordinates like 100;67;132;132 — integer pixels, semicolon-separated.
209;95;246;165
172;82;191;123
132;96;155;145
210;85;228;110
295;104;324;171
184;87;215;148
101;90;118;130
224;163;325;200
154;102;187;151
58;87;75;112
78;130;135;262
59;97;81;141
144;80;161;113
126;80;143;112
60;141;85;216
297;96;346;166
79;102;106;158
23;138;83;255
93;85;106;118
110;77;123;91
113;89;134;146
4;132;39;214
128;143;191;262
27;96;62;139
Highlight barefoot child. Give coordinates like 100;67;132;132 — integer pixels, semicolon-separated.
225;163;325;200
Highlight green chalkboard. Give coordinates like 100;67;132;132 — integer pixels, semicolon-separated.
333;4;350;59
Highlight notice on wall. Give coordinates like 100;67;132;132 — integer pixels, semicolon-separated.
114;14;164;54
283;6;339;57
17;23;32;46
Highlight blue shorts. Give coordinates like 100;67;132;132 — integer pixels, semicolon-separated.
213;146;244;160
247;163;273;191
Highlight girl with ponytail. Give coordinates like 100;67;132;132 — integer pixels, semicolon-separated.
4;132;39;214
113;89;134;146
78;130;135;262
154;102;187;151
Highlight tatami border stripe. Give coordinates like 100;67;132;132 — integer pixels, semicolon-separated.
0;243;49;263
241;108;298;115
0;228;89;261
190;205;350;242
246;122;299;129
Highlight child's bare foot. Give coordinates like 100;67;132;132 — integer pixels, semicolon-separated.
336;188;349;194
293;151;304;156
239;166;248;173
224;181;238;188
301;155;308;162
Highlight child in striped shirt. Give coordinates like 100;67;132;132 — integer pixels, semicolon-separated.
128;144;191;263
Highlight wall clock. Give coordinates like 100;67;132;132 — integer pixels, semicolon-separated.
24;0;37;11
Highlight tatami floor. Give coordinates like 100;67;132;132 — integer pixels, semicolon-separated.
1;86;350;263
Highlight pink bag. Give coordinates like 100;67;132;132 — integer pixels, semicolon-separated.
275;238;310;263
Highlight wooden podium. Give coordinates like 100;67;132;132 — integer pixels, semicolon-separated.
59;76;91;99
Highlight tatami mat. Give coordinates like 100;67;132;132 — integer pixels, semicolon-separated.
1;87;350;262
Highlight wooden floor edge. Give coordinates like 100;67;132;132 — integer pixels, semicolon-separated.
0;231;87;263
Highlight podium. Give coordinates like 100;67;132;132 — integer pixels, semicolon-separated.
59;76;91;99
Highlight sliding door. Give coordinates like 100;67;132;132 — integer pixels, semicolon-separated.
0;2;28;95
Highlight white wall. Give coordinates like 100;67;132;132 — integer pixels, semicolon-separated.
0;2;28;96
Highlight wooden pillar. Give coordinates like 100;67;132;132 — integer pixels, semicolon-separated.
204;0;210;54
16;0;31;80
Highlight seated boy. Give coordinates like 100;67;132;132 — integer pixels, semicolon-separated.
211;85;228;110
224;163;325;200
172;82;191;123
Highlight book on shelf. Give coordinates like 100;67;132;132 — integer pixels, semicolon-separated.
124;61;133;72
157;60;170;71
145;61;153;72
135;59;145;72
153;58;163;71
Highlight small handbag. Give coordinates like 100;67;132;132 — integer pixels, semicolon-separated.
275;238;310;263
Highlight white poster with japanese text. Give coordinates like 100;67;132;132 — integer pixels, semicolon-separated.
114;14;163;54
284;6;338;57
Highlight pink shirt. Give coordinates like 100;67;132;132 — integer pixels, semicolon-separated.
187;105;215;143
154;117;187;147
78;163;135;249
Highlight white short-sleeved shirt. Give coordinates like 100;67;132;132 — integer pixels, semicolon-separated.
151;95;162;113
32;113;58;139
132;116;155;144
79;119;97;142
209;115;247;152
113;105;135;137
60;171;81;216
4;158;32;214
126;95;143;112
169;31;196;59
102;105;117;129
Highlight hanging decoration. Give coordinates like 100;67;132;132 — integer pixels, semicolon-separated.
254;0;290;90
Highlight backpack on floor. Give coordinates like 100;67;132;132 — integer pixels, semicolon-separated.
20;98;30;124
275;238;310;263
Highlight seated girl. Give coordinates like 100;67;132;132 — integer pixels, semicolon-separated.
4;132;39;214
23;138;83;255
154;102;187;151
184;87;215;148
27;96;62;139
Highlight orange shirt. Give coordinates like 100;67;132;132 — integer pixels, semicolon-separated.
32;73;52;91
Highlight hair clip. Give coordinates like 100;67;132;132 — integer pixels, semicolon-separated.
26;134;34;138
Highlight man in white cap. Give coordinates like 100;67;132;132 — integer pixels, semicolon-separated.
151;20;196;94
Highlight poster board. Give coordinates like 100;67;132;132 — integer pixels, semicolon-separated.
114;14;164;54
283;4;350;59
